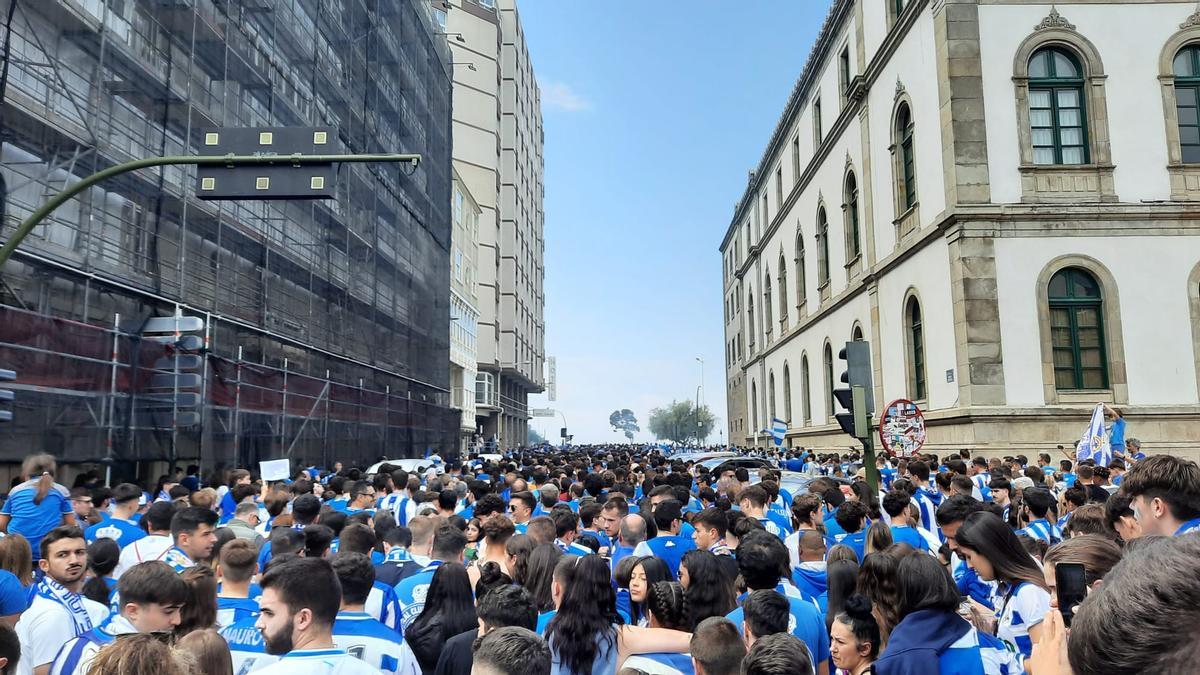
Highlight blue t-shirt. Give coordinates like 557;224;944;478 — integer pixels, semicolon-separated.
85;518;146;549
1;480;72;559
889;525;930;552
726;593;829;663
0;569;28;616
217;596;260;628
1109;417;1126;452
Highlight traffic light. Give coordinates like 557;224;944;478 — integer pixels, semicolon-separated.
0;369;15;422
140;315;206;429
832;341;874;439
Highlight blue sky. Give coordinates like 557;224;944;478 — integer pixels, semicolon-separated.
520;1;830;444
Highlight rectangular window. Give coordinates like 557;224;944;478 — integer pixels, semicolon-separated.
454;248;463;281
762;194;769;229
1030;87;1087;165
775;168;783;206
792;137;801;183
813;95;823;146
1180;85;1200;163
434;8;447;31
839;47;851;104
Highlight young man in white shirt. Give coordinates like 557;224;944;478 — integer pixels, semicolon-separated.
15;527;109;675
112;502;175;579
252;556;377;674
49;560;187;674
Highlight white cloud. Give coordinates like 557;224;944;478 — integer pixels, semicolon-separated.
540;80;592;112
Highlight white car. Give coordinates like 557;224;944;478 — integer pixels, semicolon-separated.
365;458;443;476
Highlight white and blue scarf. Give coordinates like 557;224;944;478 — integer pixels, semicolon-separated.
385;547;411;564
37;577;93;636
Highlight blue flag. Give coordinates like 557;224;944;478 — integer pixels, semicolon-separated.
766;418;787;446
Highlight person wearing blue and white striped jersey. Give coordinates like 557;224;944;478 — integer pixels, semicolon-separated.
874;553;1022;675
250;557;377;675
329;554;408;675
394;525;465;631
954;511;1050;666
335;524;402;632
1017;487;1062;546
49;561;187;675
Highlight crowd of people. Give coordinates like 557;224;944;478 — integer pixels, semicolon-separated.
0;436;1190;675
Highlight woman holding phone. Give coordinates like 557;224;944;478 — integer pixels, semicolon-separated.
954;511;1051;663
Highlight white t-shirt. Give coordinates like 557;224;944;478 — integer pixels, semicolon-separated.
113;534;173;579
15;594;110;675
252;649;382;675
994;582;1051;659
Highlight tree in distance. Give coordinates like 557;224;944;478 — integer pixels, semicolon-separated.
609;409;640;441
647;400;716;444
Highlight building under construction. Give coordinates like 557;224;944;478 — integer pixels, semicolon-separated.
0;0;457;480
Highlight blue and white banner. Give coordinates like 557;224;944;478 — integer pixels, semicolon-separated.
765;417;787;446
1077;403;1110;466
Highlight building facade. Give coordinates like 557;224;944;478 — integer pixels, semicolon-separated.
442;0;545;450
451;169;481;452
0;0;457;475
721;0;1200;459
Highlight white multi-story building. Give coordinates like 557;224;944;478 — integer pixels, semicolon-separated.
440;0;545;449
451;170;482;452
721;0;1200;459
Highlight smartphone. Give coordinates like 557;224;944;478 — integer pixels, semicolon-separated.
957;594;973;617
1056;562;1087;627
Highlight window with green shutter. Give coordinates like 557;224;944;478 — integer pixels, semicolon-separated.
1049;267;1108;390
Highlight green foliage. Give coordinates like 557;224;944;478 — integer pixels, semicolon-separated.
647;400;716;444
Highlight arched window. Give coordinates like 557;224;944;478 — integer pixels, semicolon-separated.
783;364;793;423
1028;47;1087;165
1049;267;1108;389
763;272;774;329
844;171;861;261
747;289;756;352
895;103;917;211
1174;45;1200;164
822;342;834;421
777;255;789;327
817;207;830;287
751;381;759;432
852;324;864;342
906;296;927;400
795;232;807;310
800;354;811;424
768;372;777;421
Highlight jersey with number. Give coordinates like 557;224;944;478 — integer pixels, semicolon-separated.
220;615;278;675
331;612;403;674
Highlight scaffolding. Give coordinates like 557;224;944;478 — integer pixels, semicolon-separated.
0;0;457;474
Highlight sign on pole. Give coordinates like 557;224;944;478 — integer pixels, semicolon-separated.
530;408;556;418
547;357;557;401
878;399;926;458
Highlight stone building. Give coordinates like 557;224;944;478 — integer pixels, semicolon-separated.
720;0;1200;459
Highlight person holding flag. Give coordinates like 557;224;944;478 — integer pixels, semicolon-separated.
1077;404;1111;469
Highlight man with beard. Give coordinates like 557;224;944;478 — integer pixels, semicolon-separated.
49;561;187;674
251;556;377;674
161;507;218;573
15;527;109;675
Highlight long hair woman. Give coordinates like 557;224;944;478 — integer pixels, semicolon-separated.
546;554;693;675
865;519;893;557
405;562;477;674
954;511;1051;663
176;628;234;675
628;556;672;626
524;543;564;614
678;549;736;630
470;514;515;587
644;581;688;631
0;535;33;588
825;558;860;634
857;552;901;647
874;553;1023;674
831;594;881;675
1041;534;1122;603
505;533;535;586
176;564;219;637
0;454;72;559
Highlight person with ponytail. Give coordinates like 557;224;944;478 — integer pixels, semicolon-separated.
831;594;881;675
545;555;690;675
621;581;693;674
0;454;73;560
954;511;1051;666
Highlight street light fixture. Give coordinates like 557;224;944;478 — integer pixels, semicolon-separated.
452;62;477;71
437;32;467;43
